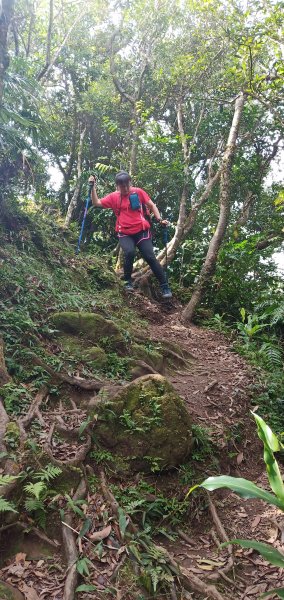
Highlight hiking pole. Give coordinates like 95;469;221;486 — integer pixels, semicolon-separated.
162;224;168;282
76;176;95;255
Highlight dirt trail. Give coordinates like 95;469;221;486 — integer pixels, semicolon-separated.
135;298;283;599
1;294;283;600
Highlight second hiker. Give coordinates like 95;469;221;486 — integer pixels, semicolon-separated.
88;171;172;298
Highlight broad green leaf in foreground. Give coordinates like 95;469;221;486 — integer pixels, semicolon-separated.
222;539;284;568
260;588;284;599
199;476;284;509
253;413;284;502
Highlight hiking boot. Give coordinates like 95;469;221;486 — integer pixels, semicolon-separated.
161;283;172;298
124;280;134;292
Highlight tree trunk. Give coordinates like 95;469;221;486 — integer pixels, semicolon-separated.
37;0;53;80
134;102;207;284
26;1;35;57
0;0;15;104
64;125;86;228
11;18;19;56
129;111;139;177
181;92;246;324
0;337;11;387
134;165;221;285
37;11;82;82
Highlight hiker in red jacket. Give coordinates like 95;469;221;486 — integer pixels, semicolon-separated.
89;171;172;298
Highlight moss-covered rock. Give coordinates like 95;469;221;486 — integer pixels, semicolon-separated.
84;346;108;367
0;581;24;600
59;334;108;368
132;343;164;372
52;312;126;353
94;374;192;472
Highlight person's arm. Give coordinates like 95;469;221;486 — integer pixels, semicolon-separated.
147;199;169;226
88;175;102;207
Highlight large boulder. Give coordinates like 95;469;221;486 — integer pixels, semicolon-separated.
52;312;126;354
94;374;192;472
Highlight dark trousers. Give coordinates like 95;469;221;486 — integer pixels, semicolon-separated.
118;230;167;285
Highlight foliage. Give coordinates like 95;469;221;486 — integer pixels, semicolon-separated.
111;479;187;533
23;464;62;528
189;413;284;598
0;475;18;514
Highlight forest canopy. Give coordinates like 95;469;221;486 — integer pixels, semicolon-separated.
0;0;283;320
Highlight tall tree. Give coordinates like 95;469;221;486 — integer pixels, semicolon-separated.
0;0;15;104
182;92;246;323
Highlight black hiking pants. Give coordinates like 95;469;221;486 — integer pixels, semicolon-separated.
118;230;167;285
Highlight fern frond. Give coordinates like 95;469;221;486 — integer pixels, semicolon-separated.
150;568;159;592
0;474;17;487
34;464;62;483
270;303;284;326
259;342;283;369
34;508;47;529
125;499;145;513
0;496;17;513
24;481;45;499
24;497;45;512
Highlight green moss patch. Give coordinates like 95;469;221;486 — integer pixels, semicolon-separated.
94;374;192;472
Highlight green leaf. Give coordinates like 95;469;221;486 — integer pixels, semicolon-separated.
222;539;284;568
253;413;282;453
260;588;284;599
76;557;93;576
0;496;18;513
118;507;128;539
78;417;91;439
75;584;98;592
79;518;92;539
24;481;45;500
253;413;284;502
200;476;284;509
0;474;17;487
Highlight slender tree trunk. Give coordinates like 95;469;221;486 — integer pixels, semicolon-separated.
37;0;53;80
26;1;35;58
134;158;221;285
181;92;246;324
64;125;86;228
0;0;15;105
37;11;82;82
12;18;19;56
129;110;139;177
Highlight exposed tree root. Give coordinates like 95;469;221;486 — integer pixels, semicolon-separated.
161;547;227;600
0;395;21;499
19;385;49;431
0;397;9;455
206;492;234;582
0;520;60;548
31;355;103;390
44;423;92;467
0;337;11;386
100;471;226;600
62;478;87;600
177;528;195;547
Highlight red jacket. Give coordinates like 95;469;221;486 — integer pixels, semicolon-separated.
100;187;151;235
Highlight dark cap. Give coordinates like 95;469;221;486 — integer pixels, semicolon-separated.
115;171;131;185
